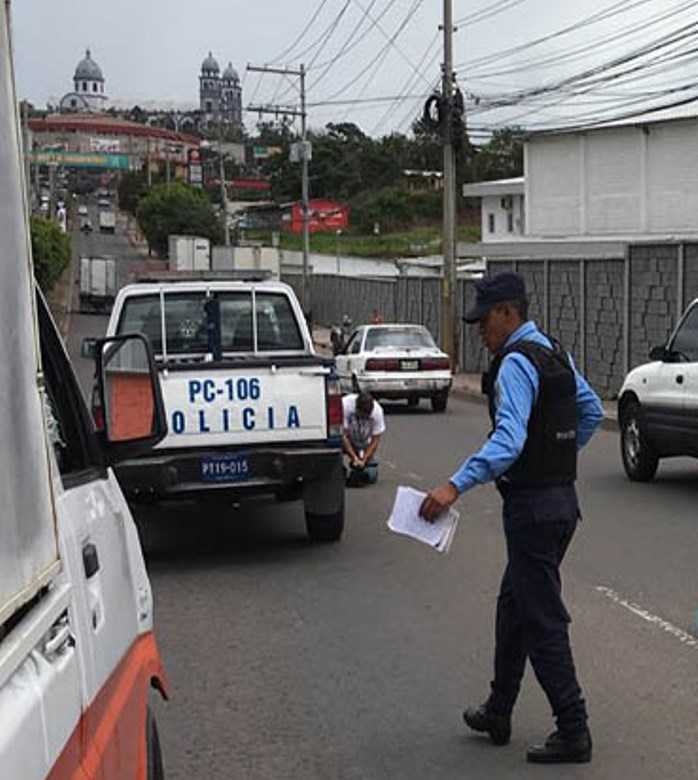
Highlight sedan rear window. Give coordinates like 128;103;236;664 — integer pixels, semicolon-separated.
364;327;435;351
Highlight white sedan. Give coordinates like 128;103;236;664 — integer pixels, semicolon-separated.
335;324;452;412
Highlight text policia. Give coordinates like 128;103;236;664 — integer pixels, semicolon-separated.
170;376;301;435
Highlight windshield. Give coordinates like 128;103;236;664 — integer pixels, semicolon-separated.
364;327;435;351
117;291;304;355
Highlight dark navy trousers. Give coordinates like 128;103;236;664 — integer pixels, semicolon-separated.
490;482;588;736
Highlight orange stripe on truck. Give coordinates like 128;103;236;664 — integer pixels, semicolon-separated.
47;632;168;780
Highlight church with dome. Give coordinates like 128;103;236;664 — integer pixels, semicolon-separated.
58;49;108;112
57;49;243;137
199;52;242;127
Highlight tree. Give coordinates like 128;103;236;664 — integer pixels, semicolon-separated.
471;126;524;181
30;217;71;293
136;182;224;257
118;170;150;215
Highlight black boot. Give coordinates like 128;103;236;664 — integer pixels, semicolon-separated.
526;729;592;764
462;700;511;746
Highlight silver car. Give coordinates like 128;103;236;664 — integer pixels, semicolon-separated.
335;324;452;412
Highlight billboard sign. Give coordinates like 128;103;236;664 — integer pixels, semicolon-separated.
28;151;130;170
188;148;203;186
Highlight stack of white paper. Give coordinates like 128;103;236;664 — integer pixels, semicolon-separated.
387;486;459;554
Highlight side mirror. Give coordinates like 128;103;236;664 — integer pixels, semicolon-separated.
649;345;668;362
81;337;97;360
94;333;167;461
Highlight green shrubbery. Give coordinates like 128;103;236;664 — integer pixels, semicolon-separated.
30;217;71;293
350;187;442;234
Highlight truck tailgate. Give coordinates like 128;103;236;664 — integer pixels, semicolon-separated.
154;364;329;448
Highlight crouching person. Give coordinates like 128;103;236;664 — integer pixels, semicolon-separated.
342;391;385;486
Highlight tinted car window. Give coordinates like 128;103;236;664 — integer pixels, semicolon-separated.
672;305;698;361
118;293;208;354
254;293;304;351
118;291;304;355
364;327;435;351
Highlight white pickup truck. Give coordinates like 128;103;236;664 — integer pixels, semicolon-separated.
95;275;346;542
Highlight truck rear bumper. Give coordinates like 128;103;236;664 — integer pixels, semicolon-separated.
114;445;344;504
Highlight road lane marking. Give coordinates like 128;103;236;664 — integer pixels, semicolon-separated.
596;586;698;649
407;471;423;481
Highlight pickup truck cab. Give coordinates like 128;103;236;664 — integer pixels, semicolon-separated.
1;6;169;776
100;275;346;542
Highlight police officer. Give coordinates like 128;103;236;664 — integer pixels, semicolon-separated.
420;272;603;764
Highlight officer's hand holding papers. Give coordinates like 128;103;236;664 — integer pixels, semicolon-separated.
388;486;459;553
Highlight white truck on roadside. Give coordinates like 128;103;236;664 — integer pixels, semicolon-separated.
92;272;346;542
168;234;210;271
99;209;116;233
0;7;169;776
79;255;117;312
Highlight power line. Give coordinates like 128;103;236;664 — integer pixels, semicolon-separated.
317;0;427;103
456;0;656;71
269;0;332;64
307;0;381;90
460;0;698;79
454;0;526;27
308;0;401;71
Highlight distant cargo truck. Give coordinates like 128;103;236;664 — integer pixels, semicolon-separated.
168;234;210;272
99;209;116;233
79;255;117;312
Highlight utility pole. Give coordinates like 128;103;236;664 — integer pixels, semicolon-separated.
246;63;310;316
441;0;458;367
217;118;231;246
299;63;310;319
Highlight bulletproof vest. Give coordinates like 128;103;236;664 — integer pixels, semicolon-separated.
484;339;577;487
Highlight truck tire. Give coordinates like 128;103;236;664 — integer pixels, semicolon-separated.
620;401;659;482
305;499;345;543
146;706;165;780
431;390;449;413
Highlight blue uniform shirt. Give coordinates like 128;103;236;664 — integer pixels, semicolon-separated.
450;321;604;494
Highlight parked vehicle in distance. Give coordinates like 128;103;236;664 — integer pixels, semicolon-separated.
87;275;346;543
168;234;211;271
98;197;111;209
79;256;117;312
99;209;116;233
618;298;698;481
80;217;93;233
78;204;88;216
335;323;452;412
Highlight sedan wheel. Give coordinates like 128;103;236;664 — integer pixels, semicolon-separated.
621;403;659;482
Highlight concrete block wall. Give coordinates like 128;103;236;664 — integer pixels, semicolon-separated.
585;260;625;396
548;261;582;365
682;244;698;308
629;245;678;368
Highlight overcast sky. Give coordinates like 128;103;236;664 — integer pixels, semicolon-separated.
13;0;698;138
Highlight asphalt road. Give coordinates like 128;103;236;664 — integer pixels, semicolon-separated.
66;217;698;779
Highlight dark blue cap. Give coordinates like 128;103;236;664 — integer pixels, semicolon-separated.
463;272;527;323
